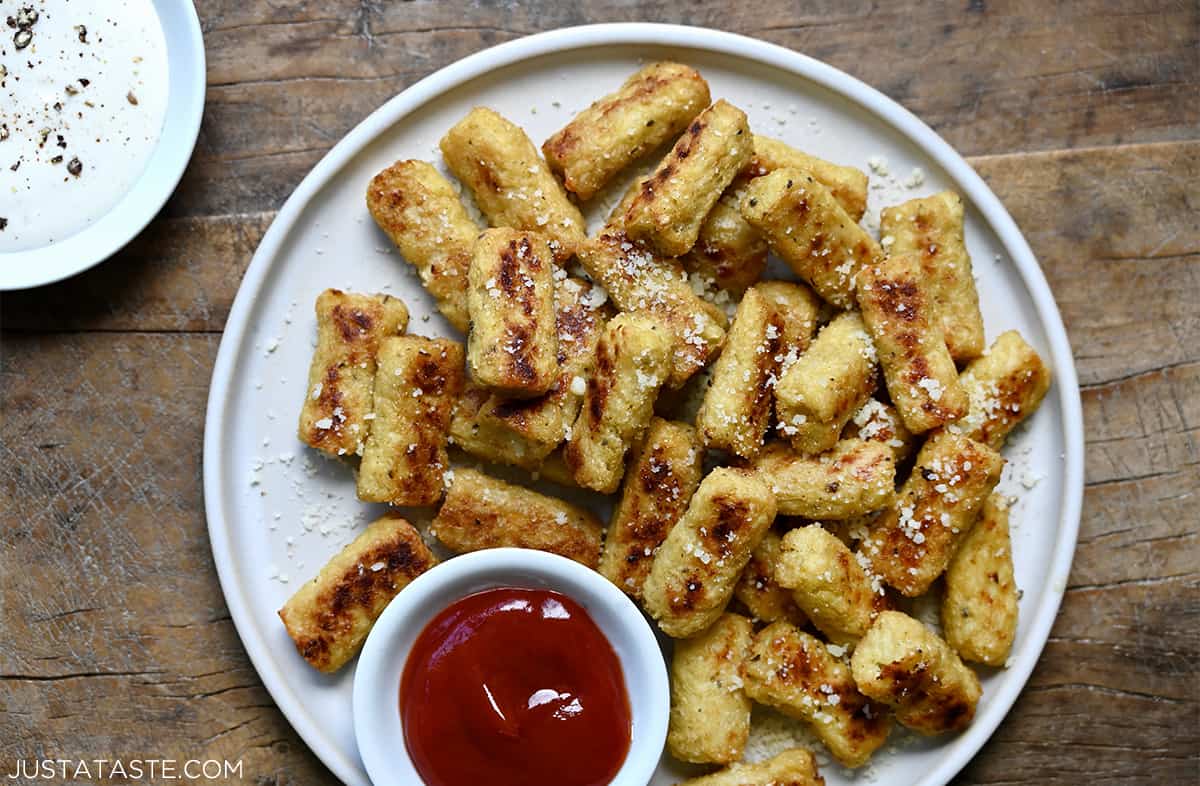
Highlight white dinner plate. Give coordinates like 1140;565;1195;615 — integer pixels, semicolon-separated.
204;23;1084;786
0;0;205;290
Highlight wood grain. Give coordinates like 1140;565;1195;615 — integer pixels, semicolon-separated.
0;213;272;334
0;332;332;782
972;142;1199;389
0;3;1196;785
169;0;1200;218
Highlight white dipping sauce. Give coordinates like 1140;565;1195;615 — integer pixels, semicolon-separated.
0;0;169;252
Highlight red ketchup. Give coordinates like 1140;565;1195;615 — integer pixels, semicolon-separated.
400;587;632;786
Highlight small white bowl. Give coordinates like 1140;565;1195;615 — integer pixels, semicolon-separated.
0;0;205;290
353;548;670;786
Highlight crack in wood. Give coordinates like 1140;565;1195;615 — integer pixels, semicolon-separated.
1067;572;1199;593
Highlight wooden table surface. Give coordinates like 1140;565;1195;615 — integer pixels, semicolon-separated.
2;2;1197;784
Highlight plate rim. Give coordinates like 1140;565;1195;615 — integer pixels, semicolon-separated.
203;22;1085;786
0;0;206;290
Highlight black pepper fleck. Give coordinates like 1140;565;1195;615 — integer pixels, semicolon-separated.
14;28;31;49
67;157;82;176
50;155;62;164
75;24;88;43
0;218;7;231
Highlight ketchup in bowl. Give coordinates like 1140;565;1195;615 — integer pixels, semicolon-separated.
400;587;632;786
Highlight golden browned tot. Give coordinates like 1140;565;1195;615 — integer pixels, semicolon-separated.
575;229;727;388
599;418;703;600
357;336;464;506
752;439;895;520
942;493;1019;666
440;107;585;258
475;274;610;456
430;468;603;568
742;620;893;767
696;285;790;459
676;748;824;786
733;530;809;626
642;468;777;638
366;160;479;332
753;134;869;220
278;513;437;673
563;312;672;493
956;329;1052;449
860;428;1004;596
466;229;559;398
754;279;822;356
775;525;880;646
774;312;878;455
851;611;982;735
298;289;409;459
542;62;711;201
623;99;754;257
681;176;770;299
741;168;882;309
880;191;985;362
856;252;969;433
667;613;753;765
448;382;555;471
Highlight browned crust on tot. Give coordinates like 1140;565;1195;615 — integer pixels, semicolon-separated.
696;285;789;459
598;417;703;600
365;160;477;331
860;429;1004;596
623;100;754;257
356;336;464;506
298;289;409;458
543;62;711;200
278;514;437;673
856;253;969;433
479;275;610;452
742;621;893;767
642;468;778;638
431;468;603;568
466;229;559;397
575;229;727;388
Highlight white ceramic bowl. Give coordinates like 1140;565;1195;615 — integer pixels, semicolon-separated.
0;0;205;290
352;548;670;786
